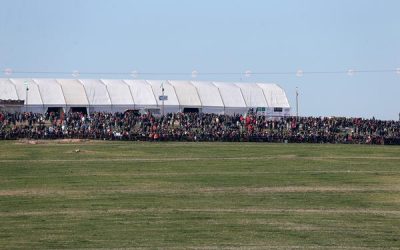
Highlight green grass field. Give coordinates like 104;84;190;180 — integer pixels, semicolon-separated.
1;141;400;249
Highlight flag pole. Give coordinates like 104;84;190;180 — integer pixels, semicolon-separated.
161;82;165;117
296;87;299;118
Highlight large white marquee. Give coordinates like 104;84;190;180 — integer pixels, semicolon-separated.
0;79;291;115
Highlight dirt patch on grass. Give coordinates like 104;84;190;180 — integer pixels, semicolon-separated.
2;185;399;197
65;149;98;154
0;188;90;197
237;219;323;231
15;139;91;145
197;186;400;194
3;154;400;163
2;207;400;217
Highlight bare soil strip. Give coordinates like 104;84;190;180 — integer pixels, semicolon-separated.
1;207;400;217
65;170;400;177
74;246;384;250
14;139;91;144
1;155;400;163
196;186;400;194
1;186;399;197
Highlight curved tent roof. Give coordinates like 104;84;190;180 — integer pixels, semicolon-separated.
257;83;290;108
0;78;291;114
212;82;246;108
168;80;202;107
33;79;66;106
235;82;268;107
124;80;157;107
0;78;19;100
10;78;43;105
101;79;134;105
80;79;112;105
190;81;224;107
58;79;89;105
146;80;180;106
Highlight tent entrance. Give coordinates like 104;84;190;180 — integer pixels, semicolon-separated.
46;107;63;115
183;108;200;113
124;109;141;116
70;107;88;114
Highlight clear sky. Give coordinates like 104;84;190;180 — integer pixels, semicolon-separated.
1;0;399;120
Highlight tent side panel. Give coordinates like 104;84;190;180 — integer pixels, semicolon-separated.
34;79;66;106
80;79;112;106
235;83;268;108
146;80;180;106
212;82;246;108
0;79;19;100
124;80;158;106
190;81;224;107
58;79;89;106
224;107;248;115
102;80;134;105
11;79;43;105
168;80;202;107
257;83;290;108
201;106;225;114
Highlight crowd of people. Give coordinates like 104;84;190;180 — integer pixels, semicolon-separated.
0;111;400;144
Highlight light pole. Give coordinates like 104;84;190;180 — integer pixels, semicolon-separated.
296;87;299;118
24;81;29;113
161;82;165;117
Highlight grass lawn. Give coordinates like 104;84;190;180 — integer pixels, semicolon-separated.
0;140;400;249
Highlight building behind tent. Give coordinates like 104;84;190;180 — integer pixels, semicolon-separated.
0;79;291;116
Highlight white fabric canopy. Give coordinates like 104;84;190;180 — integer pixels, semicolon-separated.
101;79;134;105
11;79;43;105
0;79;19;100
33;79;66;106
124;80;157;107
1;78;291;114
80;79;112;105
257;83;290;108
235;82;268;107
57;79;89;106
146;80;180;106
212;82;246;108
168;80;202;107
190;81;224;107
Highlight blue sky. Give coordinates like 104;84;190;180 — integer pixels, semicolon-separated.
1;0;399;119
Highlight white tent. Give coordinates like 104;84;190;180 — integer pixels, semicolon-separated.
0;79;19;100
124;80;158;109
235;82;269;108
212;82;247;114
80;79;112;112
0;78;291;116
101;79;134;112
10;78;44;113
257;83;290;108
147;80;180;113
168;80;202;111
58;79;90;107
34;79;66;107
190;81;224;114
